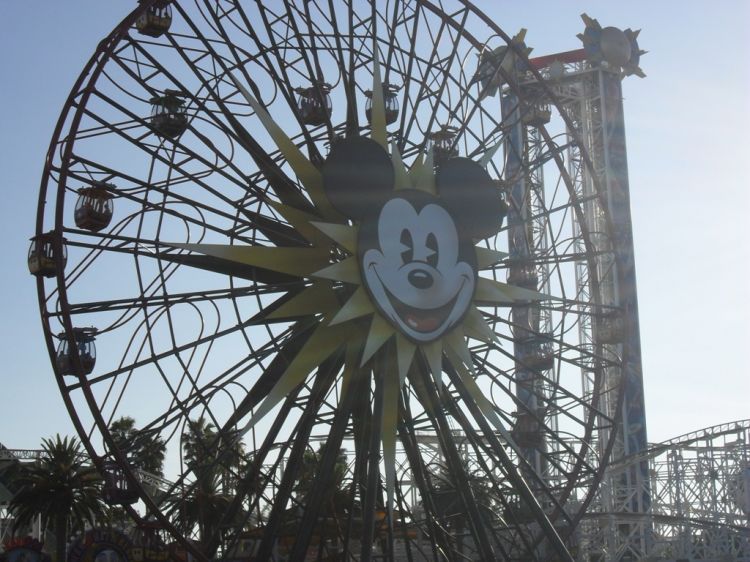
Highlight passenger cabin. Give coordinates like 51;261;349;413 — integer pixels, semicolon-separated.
102;460;139;505
150;90;188;138
511;411;545;449
596;311;625;344
132;521;170;561
136;1;172;38
56;328;97;377
28;232;66;278
517;334;554;372
74;183;114;232
294;82;332;126
507;260;539;289
522;103;552;128
429;126;459;165
364;83;400;125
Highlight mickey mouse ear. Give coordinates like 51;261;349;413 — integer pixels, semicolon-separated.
436;157;506;239
322;137;394;219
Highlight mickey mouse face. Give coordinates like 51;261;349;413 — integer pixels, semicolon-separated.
360;191;476;341
323;138;506;343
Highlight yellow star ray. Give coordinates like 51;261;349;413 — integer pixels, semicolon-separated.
411;146;436;194
370;53;388;150
341;334;367;399
391;141;411;191
479;141;502;168
361;313;396;366
395;333;417;385
228;72;336;219
421;339;444;392
168;243;329;278
267;201;333;245
463;306;499;344
240;319;351;434
443;345;521;455
311;221;358;254
444;328;473;369
381;352;400;517
476;247;508;270
329;286;375;326
311;256;362;284
474;276;554;305
267;283;340;320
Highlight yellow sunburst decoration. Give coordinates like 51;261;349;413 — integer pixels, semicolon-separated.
167;55;554;515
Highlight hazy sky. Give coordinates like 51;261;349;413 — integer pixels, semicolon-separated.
0;1;748;451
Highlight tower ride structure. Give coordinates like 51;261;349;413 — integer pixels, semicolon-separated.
490;13;651;561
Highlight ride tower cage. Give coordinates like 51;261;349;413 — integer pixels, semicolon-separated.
482;13;651;562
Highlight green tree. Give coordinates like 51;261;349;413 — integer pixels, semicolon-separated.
169;417;246;552
427;461;495;557
291;444;351;554
7;435;104;562
109;416;165;476
293;444;349;510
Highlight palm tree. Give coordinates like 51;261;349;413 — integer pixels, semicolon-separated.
427;461;495;558
291;444;350;555
109;416;165;476
169;417;246;552
7;435;104;562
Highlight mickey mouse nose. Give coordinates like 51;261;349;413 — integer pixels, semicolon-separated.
408;269;433;289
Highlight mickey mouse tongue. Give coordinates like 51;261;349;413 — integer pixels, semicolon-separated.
389;291;458;336
406;313;440;332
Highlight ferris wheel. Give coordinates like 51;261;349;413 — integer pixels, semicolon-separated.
29;1;634;560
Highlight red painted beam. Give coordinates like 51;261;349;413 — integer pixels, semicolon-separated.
528;48;587;70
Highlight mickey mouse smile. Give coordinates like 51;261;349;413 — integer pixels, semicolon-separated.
371;262;473;338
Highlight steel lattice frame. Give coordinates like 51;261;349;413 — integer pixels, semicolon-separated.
31;2;638;560
577;420;750;561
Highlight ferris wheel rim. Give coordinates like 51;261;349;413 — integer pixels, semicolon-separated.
32;2;630;559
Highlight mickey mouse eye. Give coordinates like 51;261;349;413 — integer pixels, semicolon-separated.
425;232;438;267
400;229;413;264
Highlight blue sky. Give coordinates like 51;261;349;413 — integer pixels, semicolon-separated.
0;1;747;451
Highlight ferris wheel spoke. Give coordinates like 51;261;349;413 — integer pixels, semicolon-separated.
227;3;325;158
411;361;498;559
379;0;406;84
468;350;611;478
200;388;305;557
476;304;618;372
76;95;252;209
396;399;462;560
63;156;260;236
64;308;287;392
252;354;347;560
477;342;617;427
315;0;360;137
400;12;454;145
106;46;266;191
442;364;573;558
175;7;329;213
112;327;298;446
439;391;548;551
159;13;319;212
57;285;267;317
